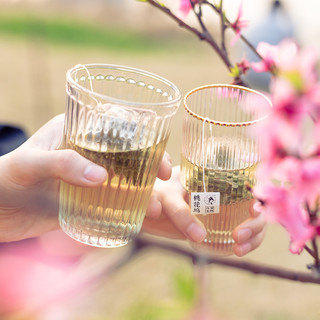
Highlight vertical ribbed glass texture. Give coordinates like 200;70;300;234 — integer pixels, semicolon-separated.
181;85;271;256
59;64;181;248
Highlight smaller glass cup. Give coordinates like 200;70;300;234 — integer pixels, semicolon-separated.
59;64;181;248
180;84;271;256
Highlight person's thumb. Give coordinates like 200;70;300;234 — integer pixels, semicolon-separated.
6;149;107;187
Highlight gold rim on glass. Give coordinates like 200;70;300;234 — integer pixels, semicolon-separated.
183;84;272;127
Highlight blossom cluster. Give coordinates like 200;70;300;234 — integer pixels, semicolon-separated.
252;40;320;254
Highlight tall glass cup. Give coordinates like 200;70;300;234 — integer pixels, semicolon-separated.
59;64;181;248
180;84;271;256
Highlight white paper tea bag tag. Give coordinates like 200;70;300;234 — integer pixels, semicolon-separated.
190;192;220;214
190;118;221;214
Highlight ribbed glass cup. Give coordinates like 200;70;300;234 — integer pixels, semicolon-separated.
180;84;271;256
59;64;181;248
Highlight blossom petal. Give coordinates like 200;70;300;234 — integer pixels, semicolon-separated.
179;0;193;18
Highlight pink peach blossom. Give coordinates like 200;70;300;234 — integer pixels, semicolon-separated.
237;57;250;75
276;40;318;91
230;3;249;46
254;183;315;253
179;0;197;18
251;42;278;73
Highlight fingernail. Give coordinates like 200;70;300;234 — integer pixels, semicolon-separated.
167;156;172;166
145;196;161;219
186;223;207;242
83;165;107;182
239;243;252;256
237;228;252;243
165;152;172;166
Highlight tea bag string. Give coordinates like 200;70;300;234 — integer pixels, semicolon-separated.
75;64;99;106
202;117;210;193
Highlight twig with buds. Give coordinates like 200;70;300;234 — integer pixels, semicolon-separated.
144;0;269;85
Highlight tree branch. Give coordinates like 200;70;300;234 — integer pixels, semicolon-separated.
135;237;320;285
304;244;316;259
312;238;320;267
305;201;320;266
218;0;227;56
202;0;264;61
146;0;242;82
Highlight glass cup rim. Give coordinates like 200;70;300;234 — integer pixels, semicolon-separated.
184;84;272;127
66;63;182;108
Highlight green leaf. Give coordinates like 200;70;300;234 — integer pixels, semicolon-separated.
173;271;197;304
282;70;304;93
228;64;240;77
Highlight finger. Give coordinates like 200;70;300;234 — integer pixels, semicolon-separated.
249;199;261;218
233;226;266;257
156;152;172;181
232;212;266;244
142;218;185;240
7;149;107;187
145;191;162;219
160;193;207;243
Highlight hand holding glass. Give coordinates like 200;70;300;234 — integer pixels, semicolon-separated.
59;64;181;248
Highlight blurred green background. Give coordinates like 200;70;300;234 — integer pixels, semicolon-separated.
0;0;320;319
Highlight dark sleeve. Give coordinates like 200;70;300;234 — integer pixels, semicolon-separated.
0;125;27;156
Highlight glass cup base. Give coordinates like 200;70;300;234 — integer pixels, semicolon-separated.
188;239;234;256
60;219;133;248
